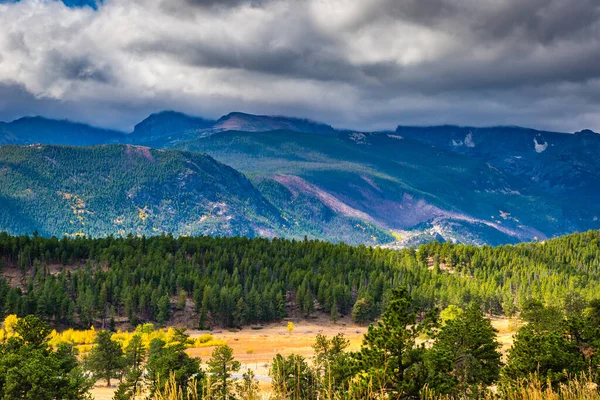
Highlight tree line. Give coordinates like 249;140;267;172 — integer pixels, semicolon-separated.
0;230;599;328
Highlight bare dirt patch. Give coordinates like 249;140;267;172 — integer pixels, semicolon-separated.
1;262;89;289
273;174;377;224
125;145;155;162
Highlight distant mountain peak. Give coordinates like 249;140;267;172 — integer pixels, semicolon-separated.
214;112;336;134
10;116;114;129
131;111;214;142
134;110;214;127
0;116;124;146
575;129;598;135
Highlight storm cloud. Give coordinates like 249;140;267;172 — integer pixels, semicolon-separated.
0;0;599;132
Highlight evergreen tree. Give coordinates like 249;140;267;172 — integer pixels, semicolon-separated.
207;345;241;400
270;354;317;400
330;300;339;323
0;316;92;399
426;303;502;396
124;334;146;370
233;297;248;328
235;369;261;400
353;288;432;399
146;331;203;397
113;368;143;400
157;295;170;326
504;324;586;386
312;334;354;396
351;297;372;325
85;330;125;387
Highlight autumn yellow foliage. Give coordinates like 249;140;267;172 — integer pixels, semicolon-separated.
0;315;225;353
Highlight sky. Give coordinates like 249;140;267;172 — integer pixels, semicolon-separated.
0;0;599;132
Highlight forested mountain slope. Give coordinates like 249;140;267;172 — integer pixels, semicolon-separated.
0;144;282;238
0;230;598;328
173;130;591;245
1;111;600;245
0;143;392;244
397;125;600;222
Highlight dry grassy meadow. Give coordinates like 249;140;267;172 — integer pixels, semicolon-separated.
90;315;517;399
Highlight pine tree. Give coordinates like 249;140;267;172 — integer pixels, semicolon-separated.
426;303;502;396
330;300;339;323
124;334;146;370
270;354;317;400
354;288;432;399
156;295;170;325
0;316;92;399
233;297;248;328
207;345;241;400
276;291;287;319
312;334;354;396
145;333;203;397
199;288;210;329
351;297;372;325
85;330;125;387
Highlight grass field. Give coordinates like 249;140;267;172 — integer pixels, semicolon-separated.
90;315;517;399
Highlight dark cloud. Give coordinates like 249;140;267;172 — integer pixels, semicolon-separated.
129;0;600;94
0;83;60;122
127;33;360;84
0;0;98;7
159;0;275;16
472;0;600;44
0;0;599;132
45;51;114;84
183;0;270;7
351;0;600;45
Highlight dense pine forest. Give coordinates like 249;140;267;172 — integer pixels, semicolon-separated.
0;230;598;328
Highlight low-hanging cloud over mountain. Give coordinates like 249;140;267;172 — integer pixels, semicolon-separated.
0;0;599;131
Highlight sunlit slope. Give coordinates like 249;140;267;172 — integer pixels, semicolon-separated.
174;130;582;245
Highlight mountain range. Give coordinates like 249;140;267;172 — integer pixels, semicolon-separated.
0;110;598;246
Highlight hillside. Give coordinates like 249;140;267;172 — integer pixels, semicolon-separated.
0;230;598;329
213;112;337;134
0;117;125;146
129;111;215;146
397;125;600;213
173;130;589;245
1;112;600;245
0;144;282;238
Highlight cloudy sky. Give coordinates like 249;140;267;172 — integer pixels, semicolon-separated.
0;0;599;132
